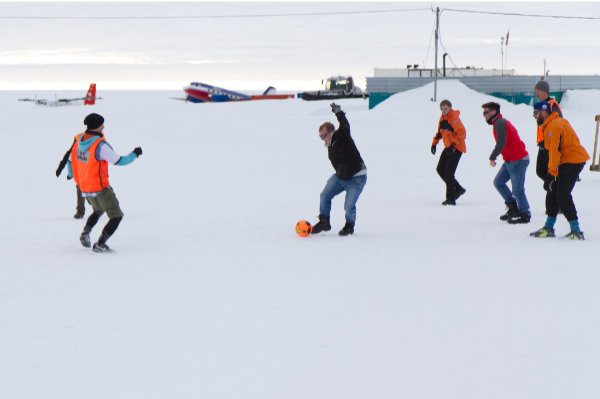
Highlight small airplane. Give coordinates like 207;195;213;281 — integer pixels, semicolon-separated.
18;83;101;107
182;82;294;103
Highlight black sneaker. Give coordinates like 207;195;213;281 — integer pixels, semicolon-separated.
80;231;91;248
74;212;84;219
442;199;456;206
508;213;531;224
530;226;555;238
338;222;355;236
311;215;331;234
92;242;112;253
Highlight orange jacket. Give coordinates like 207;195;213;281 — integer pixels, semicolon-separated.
536;98;562;143
70;133;110;193
542;113;589;177
432;109;466;153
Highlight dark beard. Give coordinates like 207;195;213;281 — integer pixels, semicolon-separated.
536;115;544;126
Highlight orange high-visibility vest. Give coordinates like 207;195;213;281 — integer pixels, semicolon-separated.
536;99;562;143
70;134;109;193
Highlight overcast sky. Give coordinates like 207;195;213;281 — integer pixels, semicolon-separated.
0;1;598;91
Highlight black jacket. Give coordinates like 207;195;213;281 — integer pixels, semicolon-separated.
328;111;366;180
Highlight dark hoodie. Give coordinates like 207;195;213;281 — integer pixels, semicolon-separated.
328;111;366;180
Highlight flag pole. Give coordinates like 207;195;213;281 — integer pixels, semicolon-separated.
501;36;504;76
505;28;510;74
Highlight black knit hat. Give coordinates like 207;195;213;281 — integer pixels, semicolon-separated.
84;113;104;130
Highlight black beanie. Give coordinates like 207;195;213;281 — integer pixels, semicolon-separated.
84;113;104;130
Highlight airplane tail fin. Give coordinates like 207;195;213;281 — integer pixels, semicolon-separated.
84;83;96;105
262;86;276;95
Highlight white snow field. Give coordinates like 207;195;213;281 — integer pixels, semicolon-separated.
2;81;600;398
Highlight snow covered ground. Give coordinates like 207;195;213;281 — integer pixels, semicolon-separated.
2;81;600;398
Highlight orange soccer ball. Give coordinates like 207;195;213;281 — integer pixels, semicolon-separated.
295;220;312;237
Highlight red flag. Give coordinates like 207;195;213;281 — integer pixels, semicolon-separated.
506;30;510;46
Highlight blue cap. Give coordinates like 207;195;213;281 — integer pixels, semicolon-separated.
533;101;551;111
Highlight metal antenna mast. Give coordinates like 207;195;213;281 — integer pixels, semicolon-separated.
433;6;440;102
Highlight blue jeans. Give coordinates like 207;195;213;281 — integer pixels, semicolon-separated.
320;174;367;223
493;159;530;216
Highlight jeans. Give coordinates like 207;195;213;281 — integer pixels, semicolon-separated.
493;159;530;216
320;174;367;223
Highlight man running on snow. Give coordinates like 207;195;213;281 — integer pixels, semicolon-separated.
482;101;531;224
68;113;142;252
431;99;467;205
530;101;589;240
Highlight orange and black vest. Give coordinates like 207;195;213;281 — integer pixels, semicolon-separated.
536;99;562;143
70;133;110;193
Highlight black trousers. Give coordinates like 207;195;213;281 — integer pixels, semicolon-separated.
536;145;549;181
436;148;463;200
546;163;585;221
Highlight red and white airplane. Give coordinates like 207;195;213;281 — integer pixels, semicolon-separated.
19;83;101;107
182;82;294;103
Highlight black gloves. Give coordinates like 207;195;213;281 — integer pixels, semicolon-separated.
133;147;143;157
431;145;436;155
543;174;556;192
330;103;342;114
67;175;73;180
449;143;456;152
439;120;454;132
435;132;442;140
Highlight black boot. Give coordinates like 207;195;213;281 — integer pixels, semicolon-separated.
93;242;112;253
80;226;92;248
508;213;531;224
454;184;466;200
338;222;355;236
311;215;331;234
499;202;519;221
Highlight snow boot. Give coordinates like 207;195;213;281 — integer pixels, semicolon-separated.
564;231;585;240
74;212;85;219
455;185;466;200
442;199;456;206
500;202;519;221
92;242;112;253
311;215;331;234
80;227;91;248
530;226;556;238
338;222;355;236
508;213;531;224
